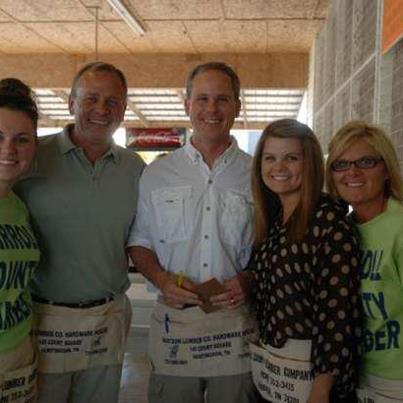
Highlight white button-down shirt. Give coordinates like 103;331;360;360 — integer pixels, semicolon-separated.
128;138;253;283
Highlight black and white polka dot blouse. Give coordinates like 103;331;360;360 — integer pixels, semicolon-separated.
252;193;361;397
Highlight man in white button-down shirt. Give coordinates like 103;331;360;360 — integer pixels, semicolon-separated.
128;62;257;403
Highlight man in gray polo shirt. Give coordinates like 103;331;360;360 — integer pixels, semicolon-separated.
15;62;144;403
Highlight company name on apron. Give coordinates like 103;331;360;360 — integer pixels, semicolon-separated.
0;361;36;403
250;342;313;403
255;366;313;402
35;326;108;354
162;328;254;364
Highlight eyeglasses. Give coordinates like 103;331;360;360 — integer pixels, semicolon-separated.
331;157;383;172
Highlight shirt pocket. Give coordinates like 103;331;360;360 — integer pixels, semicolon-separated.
151;186;191;243
218;190;253;247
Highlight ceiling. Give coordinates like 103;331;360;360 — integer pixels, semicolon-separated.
0;0;329;128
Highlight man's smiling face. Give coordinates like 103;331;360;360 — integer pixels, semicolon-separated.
69;70;127;146
185;69;240;145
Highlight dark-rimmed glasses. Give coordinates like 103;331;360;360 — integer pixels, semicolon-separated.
331;157;383;172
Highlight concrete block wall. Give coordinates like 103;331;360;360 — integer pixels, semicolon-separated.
351;58;376;123
312;0;403;174
390;41;403;172
311;0;381;151
352;0;378;72
333;84;350;134
335;0;352;90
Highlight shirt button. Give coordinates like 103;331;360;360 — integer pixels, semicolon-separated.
208;179;213;184
206;206;211;211
204;235;209;239
203;263;208;268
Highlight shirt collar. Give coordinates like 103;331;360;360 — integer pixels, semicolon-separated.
57;124;119;163
184;135;239;166
58;124;77;154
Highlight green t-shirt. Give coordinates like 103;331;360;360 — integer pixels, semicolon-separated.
0;191;39;353
357;198;403;380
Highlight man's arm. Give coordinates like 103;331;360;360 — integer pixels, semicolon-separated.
128;245;201;309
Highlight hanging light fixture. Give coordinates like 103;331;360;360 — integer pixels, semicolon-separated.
106;0;145;36
86;6;100;60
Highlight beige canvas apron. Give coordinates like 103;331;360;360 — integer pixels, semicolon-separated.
250;339;313;403
149;302;257;377
33;294;131;373
357;375;403;402
0;339;37;403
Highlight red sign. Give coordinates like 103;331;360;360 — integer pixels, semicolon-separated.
382;0;403;54
126;128;186;150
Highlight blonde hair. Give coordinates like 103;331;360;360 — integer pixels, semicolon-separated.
252;119;324;244
326;121;403;201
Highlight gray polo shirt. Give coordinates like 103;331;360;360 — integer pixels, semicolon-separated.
15;125;145;303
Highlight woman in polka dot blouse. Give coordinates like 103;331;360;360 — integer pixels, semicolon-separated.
327;121;403;400
250;119;361;403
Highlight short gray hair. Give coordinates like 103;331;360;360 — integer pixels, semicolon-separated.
70;61;128;98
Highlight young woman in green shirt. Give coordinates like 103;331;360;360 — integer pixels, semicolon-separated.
0;78;40;402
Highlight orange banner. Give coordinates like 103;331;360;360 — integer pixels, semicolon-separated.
382;0;403;54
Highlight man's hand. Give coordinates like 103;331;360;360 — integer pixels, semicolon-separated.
158;271;201;309
128;246;201;309
210;272;251;309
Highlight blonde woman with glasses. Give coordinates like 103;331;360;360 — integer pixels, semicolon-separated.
326;120;403;402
